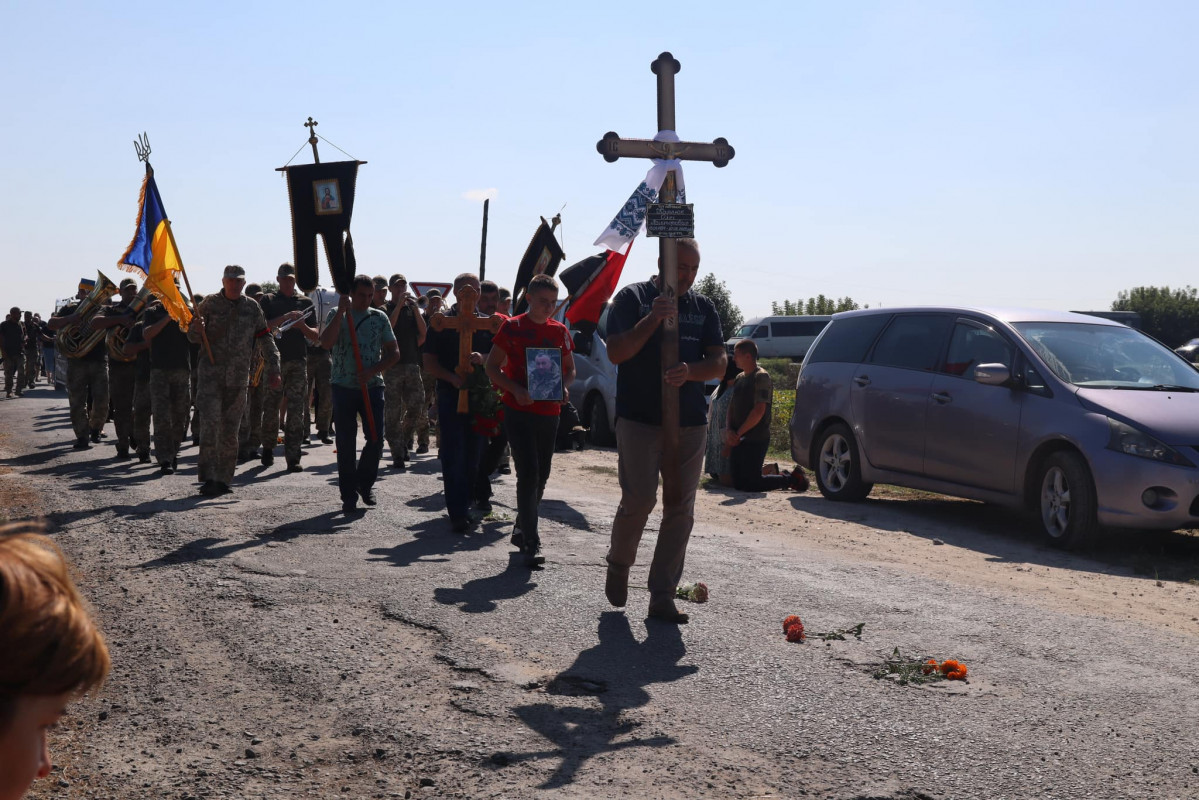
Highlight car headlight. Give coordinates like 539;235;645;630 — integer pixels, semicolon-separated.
1106;419;1194;467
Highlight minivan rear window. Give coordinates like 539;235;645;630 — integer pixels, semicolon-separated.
807;314;891;364
869;314;953;371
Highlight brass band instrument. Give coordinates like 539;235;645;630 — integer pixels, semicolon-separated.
56;272;118;358
106;286;155;362
250;352;266;388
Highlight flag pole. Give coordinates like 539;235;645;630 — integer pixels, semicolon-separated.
303;122;376;440
479;198;489;280
164;222;214;365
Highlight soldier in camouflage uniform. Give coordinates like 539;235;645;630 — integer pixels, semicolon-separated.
187;265;280;496
238;283;267;461
21;311;40;390
238;359;266;460
0;307;23;398
123;314;153;463
187;294;204;444
260;264;317;471
415;289;444;453
383;274;427;470
47;282;110;449
143;300;191;473
307;338;333;443
93;278;141;459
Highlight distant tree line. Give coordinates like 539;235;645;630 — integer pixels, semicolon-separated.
771;295;863;316
1111;286;1199;347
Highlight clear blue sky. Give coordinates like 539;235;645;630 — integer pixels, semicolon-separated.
4;1;1196;320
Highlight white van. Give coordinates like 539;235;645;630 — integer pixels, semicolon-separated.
727;315;831;360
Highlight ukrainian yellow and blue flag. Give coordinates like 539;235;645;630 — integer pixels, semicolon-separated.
118;168;192;326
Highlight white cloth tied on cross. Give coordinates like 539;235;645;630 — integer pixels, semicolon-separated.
593;130;688;254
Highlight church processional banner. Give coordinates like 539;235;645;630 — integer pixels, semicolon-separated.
284;160;361;294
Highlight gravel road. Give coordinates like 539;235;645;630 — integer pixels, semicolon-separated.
4;385;1198;799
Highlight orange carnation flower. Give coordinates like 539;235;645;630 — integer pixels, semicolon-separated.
782;615;801;634
921;659;937;675
785;622;806;642
946;664;968;681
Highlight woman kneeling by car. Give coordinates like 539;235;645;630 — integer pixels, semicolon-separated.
724;339;808;492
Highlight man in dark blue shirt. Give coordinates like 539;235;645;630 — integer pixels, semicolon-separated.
603;238;726;624
422;273;497;532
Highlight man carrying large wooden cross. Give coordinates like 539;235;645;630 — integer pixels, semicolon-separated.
597;52;733;624
423;273;503;533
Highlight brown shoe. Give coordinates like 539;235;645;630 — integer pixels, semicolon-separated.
604;564;628;608
648;599;689;625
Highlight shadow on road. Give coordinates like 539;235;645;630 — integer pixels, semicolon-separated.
366;519;508;568
502;612;696;790
790;492;1199;584
45;495;224;529
540;499;592;531
136;511;355;568
433;553;538;612
0;441;79;469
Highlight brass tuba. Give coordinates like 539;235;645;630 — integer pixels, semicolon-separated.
56;272;118;358
106;285;155;362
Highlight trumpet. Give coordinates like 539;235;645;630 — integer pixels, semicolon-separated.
106;286;155;362
273;307;314;338
56;272;118;358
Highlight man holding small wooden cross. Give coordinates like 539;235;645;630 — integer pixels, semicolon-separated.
422;273;503;533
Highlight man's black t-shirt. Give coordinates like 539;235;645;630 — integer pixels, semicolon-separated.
54;302;107;362
144;305;190;371
422;305;494;394
259;291;313;363
0;320;23;357
384;300;422;365
606;280;724;427
128;320;152;381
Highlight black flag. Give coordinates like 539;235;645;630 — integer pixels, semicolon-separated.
284;160;361;293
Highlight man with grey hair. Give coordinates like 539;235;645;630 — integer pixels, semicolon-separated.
602;238;726;623
188;265;281;496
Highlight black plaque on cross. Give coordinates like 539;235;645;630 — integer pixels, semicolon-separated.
595;51;735;505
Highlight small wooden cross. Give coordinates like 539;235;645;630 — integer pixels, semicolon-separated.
595;51;735;505
429;285;503;413
304;117;320;163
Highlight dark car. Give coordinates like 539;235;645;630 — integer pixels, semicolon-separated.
790;307;1199;547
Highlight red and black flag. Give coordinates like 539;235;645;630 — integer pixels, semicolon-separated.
561;245;631;327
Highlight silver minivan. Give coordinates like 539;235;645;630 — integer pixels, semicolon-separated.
789;307;1199;547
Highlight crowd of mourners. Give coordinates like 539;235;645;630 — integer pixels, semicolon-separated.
1;239;815;796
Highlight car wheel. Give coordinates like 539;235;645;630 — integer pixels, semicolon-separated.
586;393;615;447
1036;450;1096;548
814;423;872;501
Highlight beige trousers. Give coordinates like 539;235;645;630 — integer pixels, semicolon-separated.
606;418;708;601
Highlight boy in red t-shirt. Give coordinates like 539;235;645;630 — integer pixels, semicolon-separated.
485;275;575;567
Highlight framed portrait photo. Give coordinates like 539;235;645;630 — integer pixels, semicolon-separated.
313;179;342;215
525;347;563;402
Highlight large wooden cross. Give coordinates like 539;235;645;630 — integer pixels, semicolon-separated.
596;51;735;504
429;285;503;413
